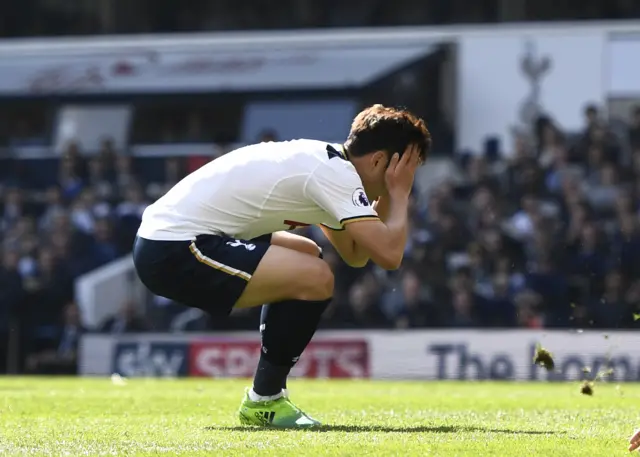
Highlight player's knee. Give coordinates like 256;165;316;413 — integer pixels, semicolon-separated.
316;263;334;299
272;232;321;258
298;262;334;301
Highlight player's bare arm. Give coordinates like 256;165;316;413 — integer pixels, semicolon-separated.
344;145;420;270
372;192;391;221
319;225;369;267
316;192;392;268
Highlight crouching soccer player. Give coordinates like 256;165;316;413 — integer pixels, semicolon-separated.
132;104;431;428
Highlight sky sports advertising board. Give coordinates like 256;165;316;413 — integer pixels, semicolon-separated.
81;330;640;382
108;339;369;379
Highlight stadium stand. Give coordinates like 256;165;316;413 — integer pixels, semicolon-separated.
3;0;640;37
3;101;640;374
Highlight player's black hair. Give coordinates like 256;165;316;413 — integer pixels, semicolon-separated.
344;104;431;162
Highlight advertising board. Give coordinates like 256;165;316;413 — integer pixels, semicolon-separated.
367;331;638;382
112;341;189;378
83;334;369;379
188;340;369;378
81;330;639;382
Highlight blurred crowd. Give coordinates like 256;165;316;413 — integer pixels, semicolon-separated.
0;140;152;374
0;128;285;374
3;0;640;37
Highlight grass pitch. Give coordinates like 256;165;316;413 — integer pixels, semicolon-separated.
0;378;637;456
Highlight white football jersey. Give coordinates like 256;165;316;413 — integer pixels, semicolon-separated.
137;139;379;241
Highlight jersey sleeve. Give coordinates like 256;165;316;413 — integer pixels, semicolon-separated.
305;160;379;230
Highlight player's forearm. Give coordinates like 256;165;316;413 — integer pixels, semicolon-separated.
343;197;408;270
373;194;391;222
319;226;369;268
339;194;409;271
375;196;409;269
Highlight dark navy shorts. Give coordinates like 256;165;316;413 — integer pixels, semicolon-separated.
133;233;271;316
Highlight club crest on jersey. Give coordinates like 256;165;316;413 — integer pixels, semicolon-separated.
352;188;370;207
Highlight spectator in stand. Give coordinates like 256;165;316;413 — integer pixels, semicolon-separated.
115;182;150;251
543;142;579;195
342;278;390;329
589;269;632;329
13;221;40;279
0;249;24;373
585;163;620;211
114;154;138;192
39;186;66;232
1;188;27;233
449;290;480;327
87;155;115;202
436;266;482;327
25;302;84;375
514;290;543;329
58;145;85;201
116;183;149;221
506;194;542;242
70;188;110;235
89;218;120;268
525;255;571;327
24;248;74;349
147;157;187;200
478;273;517;327
97;138;118;179
629;105;640;150
48;211;94;275
581;104;601;140
568;223;607;291
390;269;438;328
505;139;546;201
537;121;564;167
580;123;620;165
100;300;149;334
614;212;640;279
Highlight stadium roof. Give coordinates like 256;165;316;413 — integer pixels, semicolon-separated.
0;44;436;94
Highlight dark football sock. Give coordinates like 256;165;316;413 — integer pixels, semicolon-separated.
253;298;331;396
253;357;292;398
259;304;287;390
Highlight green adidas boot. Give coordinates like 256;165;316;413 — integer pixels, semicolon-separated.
237;388;321;428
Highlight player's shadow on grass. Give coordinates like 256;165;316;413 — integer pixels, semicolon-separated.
208;425;561;435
